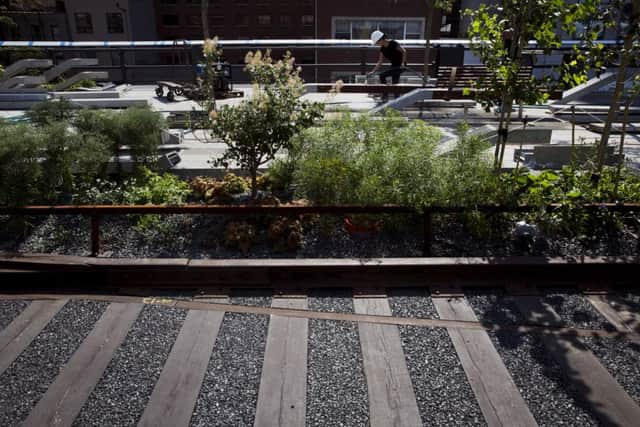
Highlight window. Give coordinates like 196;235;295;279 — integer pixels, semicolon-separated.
234;0;248;5
234;14;249;26
301;15;314;26
186;0;202;3
279;15;291;26
107;13;124;33
256;0;269;6
74;13;93;34
162;15;179;26
160;0;177;4
332;18;423;40
257;15;271;26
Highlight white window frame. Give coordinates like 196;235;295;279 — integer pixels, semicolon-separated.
331;16;425;40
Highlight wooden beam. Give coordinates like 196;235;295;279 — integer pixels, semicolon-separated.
585;294;640;345
138;308;224;427
514;296;640;426
254;297;308;427
0;299;67;376
22;302;143;427
354;296;422;427
433;296;538;427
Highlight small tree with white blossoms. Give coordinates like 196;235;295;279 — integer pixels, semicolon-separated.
210;50;323;198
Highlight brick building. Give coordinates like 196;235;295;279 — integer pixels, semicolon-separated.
153;0;462;82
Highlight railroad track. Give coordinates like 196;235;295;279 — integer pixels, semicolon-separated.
0;256;639;426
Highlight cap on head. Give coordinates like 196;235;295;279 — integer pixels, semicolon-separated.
370;30;384;45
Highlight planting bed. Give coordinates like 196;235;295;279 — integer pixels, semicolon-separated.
1;211;638;258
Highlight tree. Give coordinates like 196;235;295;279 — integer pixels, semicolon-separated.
465;0;584;170
210;50;324;198
201;0;210;40
423;0;453;80
571;0;640;170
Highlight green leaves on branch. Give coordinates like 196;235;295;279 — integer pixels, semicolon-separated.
209;50;323;198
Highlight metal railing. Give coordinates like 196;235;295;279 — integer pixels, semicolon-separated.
0;38;613;84
1;203;638;257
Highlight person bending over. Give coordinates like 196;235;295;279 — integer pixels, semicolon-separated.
367;30;407;84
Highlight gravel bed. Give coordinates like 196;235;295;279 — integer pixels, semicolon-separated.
388;289;485;426
12;212;640;258
72;305;187;427
539;290;640;406
0;300;108;426
190;293;270;426
0;300;29;331
467;292;599;427
306;289;369;427
539;289;612;330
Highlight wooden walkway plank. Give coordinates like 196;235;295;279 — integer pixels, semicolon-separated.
254;297;308;427
432;296;538;427
22;302;143;427
353;296;422;427
137;308;225;427
513;296;640;427
585;295;640;345
0;299;67;376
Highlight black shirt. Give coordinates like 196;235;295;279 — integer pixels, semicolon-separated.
380;40;403;67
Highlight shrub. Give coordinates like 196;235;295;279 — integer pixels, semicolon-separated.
116;106;165;167
0;123;43;206
268;216;304;252
293;111;493;210
26;99;78;127
223;221;256;253
189;173;249;204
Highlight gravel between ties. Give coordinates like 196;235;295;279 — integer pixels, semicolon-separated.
466;292;599;427
0;300;29;331
72;305;187;427
388;289;486;427
306;289;369;427
190;291;271;427
541;290;640;406
0;300;108;426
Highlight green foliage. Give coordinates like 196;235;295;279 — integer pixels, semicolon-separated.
0;123;43;206
291;112;493;210
0;120;111;205
73;168;190;206
117;106;165;167
210;50;324;197
464;1;573;109
495;165;640;235
26;99;78;127
68;79;97;91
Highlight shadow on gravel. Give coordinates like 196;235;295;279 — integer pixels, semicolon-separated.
474;288;640;426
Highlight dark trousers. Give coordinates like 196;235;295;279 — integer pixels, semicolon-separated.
379;66;404;84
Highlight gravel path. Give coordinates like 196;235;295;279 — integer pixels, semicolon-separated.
306;289;369;427
388;289;486;426
190;292;270;426
0;300;29;331
0;300;108;426
467;292;599;427
72;305;187;426
540;290;640;406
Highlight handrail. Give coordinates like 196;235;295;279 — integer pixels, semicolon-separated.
2;203;639;257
